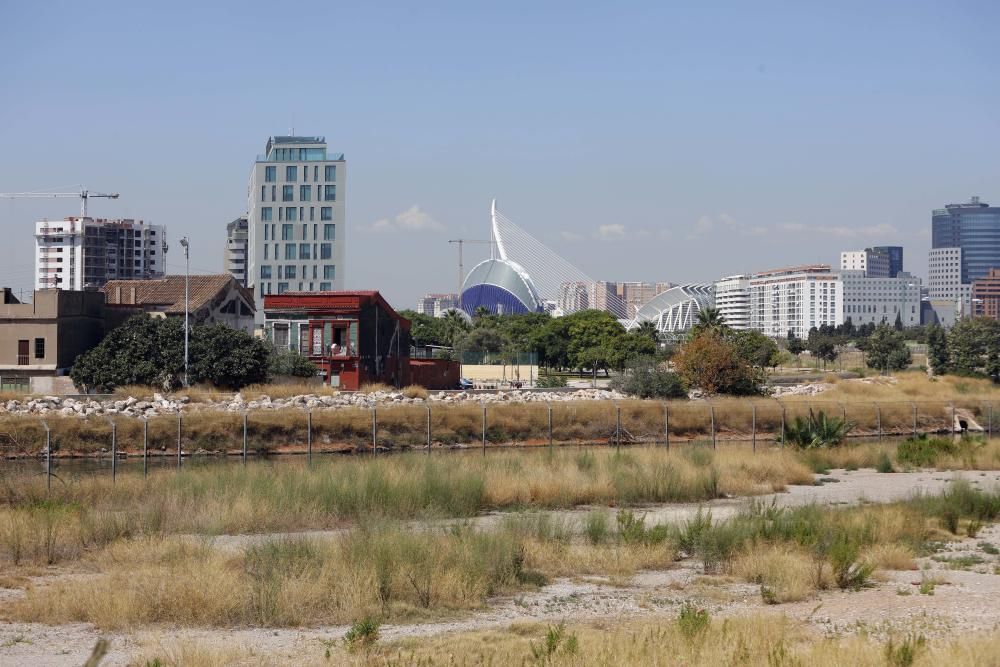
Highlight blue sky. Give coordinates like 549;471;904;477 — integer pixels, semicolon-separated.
1;1;999;306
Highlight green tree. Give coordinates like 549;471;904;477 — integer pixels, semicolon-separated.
672;331;765;395
692;307;727;336
565;310;627;373
635;320;660;344
893;311;904;331
440;309;470;348
786;330;806;355
926;323;949;375
731;329;781;370
609;356;686;399
864;324;911;373
948;317;1000;376
807;335;838;370
608;331;658;372
456;327;508;362
189;324;271;389
399;310;448;347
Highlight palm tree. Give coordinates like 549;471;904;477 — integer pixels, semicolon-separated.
441;309;469;349
693;307;726;335
636;320;660;343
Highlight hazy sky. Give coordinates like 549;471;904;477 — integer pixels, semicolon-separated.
2;1;999;307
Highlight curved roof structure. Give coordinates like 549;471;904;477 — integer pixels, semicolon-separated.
627;283;715;333
460;257;543;315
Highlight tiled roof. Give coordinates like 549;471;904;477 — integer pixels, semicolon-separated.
102;275;243;314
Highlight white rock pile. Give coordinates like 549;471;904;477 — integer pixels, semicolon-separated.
0;388;626;419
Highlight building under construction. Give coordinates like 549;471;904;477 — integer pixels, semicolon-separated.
34;217;167;290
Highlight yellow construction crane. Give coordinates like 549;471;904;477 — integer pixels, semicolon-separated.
0;187;119;217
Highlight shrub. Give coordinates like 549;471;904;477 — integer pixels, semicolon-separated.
401;385;429;400
782;409;854;449
343;617;381;651
535;373;568;388
896;436;955;468
876;453;895;473
609;356;686;399
583;511;610;545
267;348;317;378
677;602;710;640
827;533;874;590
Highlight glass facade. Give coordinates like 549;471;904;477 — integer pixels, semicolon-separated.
932;200;1000;284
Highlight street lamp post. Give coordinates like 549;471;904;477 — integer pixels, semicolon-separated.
180;237;190;387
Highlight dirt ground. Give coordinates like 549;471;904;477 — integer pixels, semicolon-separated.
2;469;1000;666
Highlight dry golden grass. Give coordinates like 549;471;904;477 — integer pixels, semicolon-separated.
863;543;918;571
359;382;393;394
730;544;820;602
333;615;1000;667
400;385;429;400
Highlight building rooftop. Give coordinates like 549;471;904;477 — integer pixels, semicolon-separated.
752;264;833;278
102;275;249;314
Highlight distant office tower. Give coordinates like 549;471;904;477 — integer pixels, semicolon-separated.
590;281;625;316
34;216;166;290
616;282;672;319
748;265;843;339
839;271;921;327
225;216;249;288
839;249;891;278
972;268;1000;320
929;197;1000;312
416;293;458;317
247;136;346;327
870;246;903;277
557;281;590;313
713;274;750;330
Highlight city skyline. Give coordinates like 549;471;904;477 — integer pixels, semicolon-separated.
2;2;999;307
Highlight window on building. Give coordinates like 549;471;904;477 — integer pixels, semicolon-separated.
301;224;307;240
261;186;266;201
323;224;335;240
286;207;297;222
286;166;297;182
299;243;311;259
302;167;309;182
299;185;311;201
309;207;315;221
312;224;318;239
320;282;331;291
264;244;268;259
17;340;28;365
321;207;332;221
325;165;336;181
271;185;276;201
261;207;272;222
313;166;318;180
260;265;272;279
320;244;332;260
285;244;296;260
282;185;294;201
324;185;336;201
285;266;296;279
277;282;288;294
34;338;45;359
281;224;293;240
324;265;335;280
312;264;317;279
265;166;276;182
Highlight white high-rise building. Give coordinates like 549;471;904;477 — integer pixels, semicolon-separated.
839;270;922;327
224;216;249;288
713;274;750;330
34;216;165;290
840;249;890;278
247;136;346;326
749;265;843;339
416;293;459;317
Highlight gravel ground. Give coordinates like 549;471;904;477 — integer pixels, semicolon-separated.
3;469;1000;665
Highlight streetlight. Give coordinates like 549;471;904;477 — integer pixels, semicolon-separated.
179;237;190;387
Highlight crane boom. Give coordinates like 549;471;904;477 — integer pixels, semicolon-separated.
0;188;119;216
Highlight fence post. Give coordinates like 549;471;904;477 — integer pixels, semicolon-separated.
41;419;51;494
876;403;882;443
176;413;182;470
615;405;621;449
780;405;786;448
426;405;432;454
307;410;313;465
840;402;846;423
912;402;917;438
110;419;117;483
547;402;553;450
751;403;756;453
951;403;956;435
143;418;148;478
664;406;670;451
710;405;716;450
371;406;377;457
990;403;994;440
482;403;487;455
243;412;248;465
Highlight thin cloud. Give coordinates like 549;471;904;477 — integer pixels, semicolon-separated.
595;223;627;240
370;205;443;232
687;213;768;240
559;230;584;242
778;222;899;239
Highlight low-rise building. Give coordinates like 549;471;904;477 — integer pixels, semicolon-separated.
840;248;891;278
749;265;842;339
225;216;249;287
839;270;922;327
972;268;1000;320
416;293;459;317
102;275;256;333
0;288;108;392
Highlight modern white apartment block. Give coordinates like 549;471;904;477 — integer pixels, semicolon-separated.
34;217;166;290
749;265;843;339
840;248;891;278
247;136;346;326
839;270;922;327
927;247;971;306
225;216;249;288
416;293;458;317
713;274;751;330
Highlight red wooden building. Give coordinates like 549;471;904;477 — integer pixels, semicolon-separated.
263;291;459;391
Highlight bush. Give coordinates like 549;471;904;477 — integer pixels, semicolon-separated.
896;436;955;468
535;373;568;388
267;348;317;378
343;617;380;651
782;409;854;448
677;602;710;640
609;356;686;399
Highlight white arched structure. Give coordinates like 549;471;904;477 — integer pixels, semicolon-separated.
627;283;715;334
